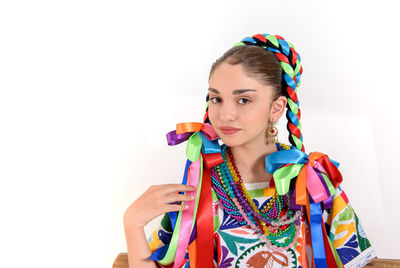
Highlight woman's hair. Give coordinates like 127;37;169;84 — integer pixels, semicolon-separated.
208;45;283;102
203;34;304;152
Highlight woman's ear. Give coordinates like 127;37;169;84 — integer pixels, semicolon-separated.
270;96;287;122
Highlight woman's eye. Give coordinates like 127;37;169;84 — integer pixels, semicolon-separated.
238;98;251;104
209;97;251;104
210;97;221;103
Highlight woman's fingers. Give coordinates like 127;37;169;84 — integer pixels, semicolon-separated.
159;183;196;195
125;182;198;228
157;184;196;205
160;189;197;213
165;192;196;203
163;204;189;213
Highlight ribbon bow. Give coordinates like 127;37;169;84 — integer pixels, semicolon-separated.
265;148;344;268
265;147;342;208
166;122;224;168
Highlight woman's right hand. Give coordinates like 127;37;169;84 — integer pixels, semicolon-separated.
123;183;196;229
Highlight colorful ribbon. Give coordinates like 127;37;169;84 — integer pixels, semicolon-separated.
150;122;223;267
264;148;342;206
154;122;344;267
173;156;202;267
265;147;343;268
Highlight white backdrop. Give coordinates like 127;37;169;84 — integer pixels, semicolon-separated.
1;0;399;267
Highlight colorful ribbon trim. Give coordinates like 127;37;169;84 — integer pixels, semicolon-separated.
265;147;343;268
173;156;202;267
153;121;344;267
150;122;223;266
264;148;342;205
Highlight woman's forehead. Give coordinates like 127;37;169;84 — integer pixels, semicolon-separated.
209;69;272;96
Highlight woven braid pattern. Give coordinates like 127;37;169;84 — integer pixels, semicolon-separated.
203;33;305;152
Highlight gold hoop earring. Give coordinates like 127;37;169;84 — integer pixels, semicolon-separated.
265;121;278;145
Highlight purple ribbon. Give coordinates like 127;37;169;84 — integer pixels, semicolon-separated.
290;188;302;211
314;167;333;210
166;130;193;145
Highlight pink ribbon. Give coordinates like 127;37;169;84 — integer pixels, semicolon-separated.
200;123;219;140
173;156;201;268
305;161;328;203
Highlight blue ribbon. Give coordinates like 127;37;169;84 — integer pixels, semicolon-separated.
265;148;308;173
197;131;221;154
149;244;169;261
309;196;328;268
265;148;340;174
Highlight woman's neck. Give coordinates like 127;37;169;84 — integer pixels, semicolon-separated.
229;141;278;184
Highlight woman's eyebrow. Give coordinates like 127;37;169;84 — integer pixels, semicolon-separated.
208;88;257;95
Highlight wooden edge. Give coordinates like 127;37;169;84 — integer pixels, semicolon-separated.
366;257;400;267
113;253;128;268
113;253;400;268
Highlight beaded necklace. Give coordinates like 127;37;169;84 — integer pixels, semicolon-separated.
211;142;303;251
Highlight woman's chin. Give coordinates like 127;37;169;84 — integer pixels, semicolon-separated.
219;137;243;148
220;133;266;148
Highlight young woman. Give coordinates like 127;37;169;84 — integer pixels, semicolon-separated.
123;33;376;268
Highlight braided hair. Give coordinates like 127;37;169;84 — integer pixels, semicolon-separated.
203;34;304;152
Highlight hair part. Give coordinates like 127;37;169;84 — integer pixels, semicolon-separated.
208;45;283;102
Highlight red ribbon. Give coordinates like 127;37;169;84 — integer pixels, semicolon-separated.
316;156;343;188
196;164;214;267
322;219;342;267
203;153;224;169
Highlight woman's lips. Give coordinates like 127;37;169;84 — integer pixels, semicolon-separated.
220;127;240;135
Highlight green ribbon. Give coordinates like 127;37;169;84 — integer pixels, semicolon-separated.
186;133;202;162
272;163;303;195
321;172;336;197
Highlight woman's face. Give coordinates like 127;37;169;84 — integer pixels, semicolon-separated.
208;62;275;148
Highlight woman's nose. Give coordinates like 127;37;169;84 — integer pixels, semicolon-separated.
220;102;237;121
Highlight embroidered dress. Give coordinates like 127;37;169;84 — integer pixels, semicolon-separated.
147;144;376;268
